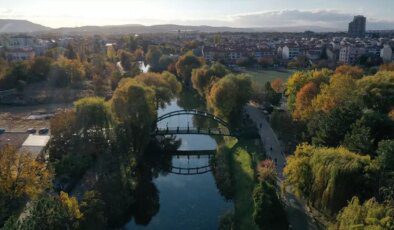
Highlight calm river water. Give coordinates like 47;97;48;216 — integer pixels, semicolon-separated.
125;99;233;229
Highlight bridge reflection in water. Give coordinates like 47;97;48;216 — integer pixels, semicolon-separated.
167;150;215;176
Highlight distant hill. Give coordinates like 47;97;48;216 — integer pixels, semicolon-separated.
0;19;343;35
51;24;257;35
0;19;50;33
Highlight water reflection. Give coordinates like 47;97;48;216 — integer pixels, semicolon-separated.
125;99;233;229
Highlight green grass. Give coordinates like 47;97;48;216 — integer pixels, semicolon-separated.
224;138;265;230
243;69;294;88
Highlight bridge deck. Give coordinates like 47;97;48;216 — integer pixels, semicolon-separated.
153;127;237;137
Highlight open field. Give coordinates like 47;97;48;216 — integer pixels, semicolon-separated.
243;69;294;87
0;103;72;132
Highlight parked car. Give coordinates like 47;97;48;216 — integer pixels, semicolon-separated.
27;128;36;134
0;128;5;134
39;128;49;135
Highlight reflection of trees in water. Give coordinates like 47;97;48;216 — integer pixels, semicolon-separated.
176;90;205;111
94;137;178;228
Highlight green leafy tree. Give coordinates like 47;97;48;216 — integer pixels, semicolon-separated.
9;193;82;230
331;197;393;230
74;97;112;132
207;74;252;121
145;46;163;71
110;78;156;153
253;181;288;230
175;52;203;87
80;191;107;229
377;139;394;171
308;104;362;147
284;144;378;214
134;72;182;108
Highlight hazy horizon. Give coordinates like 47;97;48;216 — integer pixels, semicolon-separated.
1;0;394;30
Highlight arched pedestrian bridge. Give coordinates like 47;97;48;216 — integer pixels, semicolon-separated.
152;109;240;137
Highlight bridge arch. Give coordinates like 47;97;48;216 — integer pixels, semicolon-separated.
155;109;230;128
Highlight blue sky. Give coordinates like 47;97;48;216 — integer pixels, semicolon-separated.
0;0;393;29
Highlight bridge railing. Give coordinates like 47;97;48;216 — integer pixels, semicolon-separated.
154;126;233;136
155;110;230;127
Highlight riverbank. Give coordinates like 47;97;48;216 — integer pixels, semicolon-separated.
222;136;265;230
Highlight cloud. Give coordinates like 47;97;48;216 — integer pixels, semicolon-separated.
227;10;394;30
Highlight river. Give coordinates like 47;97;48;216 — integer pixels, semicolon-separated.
125;98;233;229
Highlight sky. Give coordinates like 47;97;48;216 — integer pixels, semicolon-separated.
0;0;394;29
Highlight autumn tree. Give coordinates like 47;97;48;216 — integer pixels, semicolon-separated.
285;69;331;111
207;74;252;121
175;52;203;88
292;81;320;121
271;78;284;93
335;65;364;79
0;146;52;225
312;74;357;113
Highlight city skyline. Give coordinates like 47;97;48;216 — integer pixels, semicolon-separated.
0;0;394;30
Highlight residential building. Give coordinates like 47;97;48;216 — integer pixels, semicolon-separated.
339;46;366;64
348;15;367;38
282;45;300;60
381;44;393;63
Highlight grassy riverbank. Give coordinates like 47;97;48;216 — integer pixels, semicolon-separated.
224;137;265;230
243;69;293;87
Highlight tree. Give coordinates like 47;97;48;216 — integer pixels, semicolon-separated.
253;181;288;230
342;123;374;155
312;74;357;113
49;57;86;87
284;144;378;214
29;56;53;82
335;65;364;79
331;197;393;230
377;140;394;171
175;52;203;87
308;104;362;147
357;71;394;113
191;62;227;97
207;74;252;121
285;69;331;111
0;146;52;225
10;193;82;230
74;97;112;132
256;160;277;185
264;82;282;106
111;78;156;153
293;82;319;121
134;72;182;107
271;79;284;93
145;46;163;71
80;191;107;229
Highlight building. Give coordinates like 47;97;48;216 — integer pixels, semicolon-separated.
0;132;50;159
20;134;50;158
5;35;36;61
348;15;367;38
339;46;366;64
282;45;300;60
381;44;393;63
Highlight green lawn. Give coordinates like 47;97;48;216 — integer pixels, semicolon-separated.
243;69;294;88
224;138;265;230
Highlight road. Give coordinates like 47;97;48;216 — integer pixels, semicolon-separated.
245;103;319;230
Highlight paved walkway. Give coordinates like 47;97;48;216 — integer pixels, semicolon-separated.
245;103;319;230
